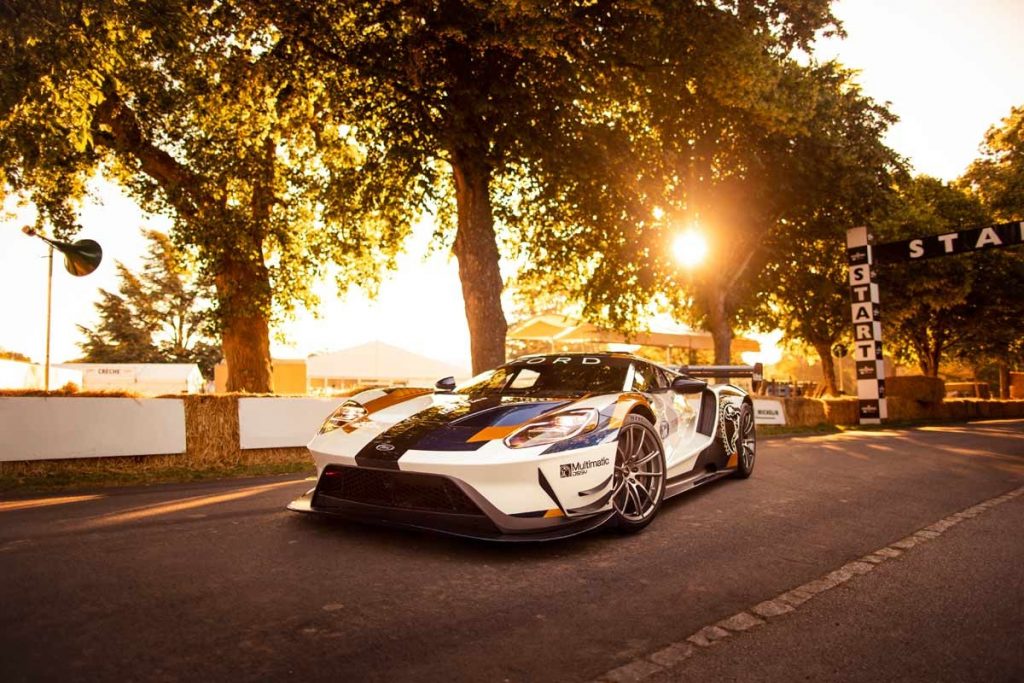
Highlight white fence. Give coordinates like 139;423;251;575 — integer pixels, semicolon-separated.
0;398;186;462
0;395;787;462
237;397;344;449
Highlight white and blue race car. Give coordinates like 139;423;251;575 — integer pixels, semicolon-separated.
289;353;759;540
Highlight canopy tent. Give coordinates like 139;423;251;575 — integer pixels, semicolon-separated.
507;315;759;357
307;341;470;392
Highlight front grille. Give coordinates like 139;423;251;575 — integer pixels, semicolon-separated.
315;466;484;516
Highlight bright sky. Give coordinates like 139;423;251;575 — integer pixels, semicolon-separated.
1;0;1022;370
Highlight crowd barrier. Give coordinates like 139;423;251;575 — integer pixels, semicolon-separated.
0;394;1022;472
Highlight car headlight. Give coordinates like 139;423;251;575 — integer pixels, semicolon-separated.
504;408;600;449
320;400;368;434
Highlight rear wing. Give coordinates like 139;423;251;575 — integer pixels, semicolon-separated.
674;363;763;387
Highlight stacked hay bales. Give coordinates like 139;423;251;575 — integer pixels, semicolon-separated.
780;398;827;426
884;375;945;421
821;398;859;425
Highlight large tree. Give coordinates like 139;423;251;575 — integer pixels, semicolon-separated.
1;0;408;391
511;11;857;366
738;64;903;394
78;230;222;376
253;0;839;373
962;104;1024;221
959;104;1024;394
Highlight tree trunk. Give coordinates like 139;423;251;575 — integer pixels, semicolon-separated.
812;341;840;396
997;362;1010;399
704;285;733;365
450;152;508;375
215;257;273;393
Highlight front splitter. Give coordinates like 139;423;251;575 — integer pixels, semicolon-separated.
287;488;612;543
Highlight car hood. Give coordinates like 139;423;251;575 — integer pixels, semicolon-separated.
352;393;576;466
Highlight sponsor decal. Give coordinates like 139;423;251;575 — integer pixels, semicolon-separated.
375;443;395;452
559;457;610;478
856;361;877;379
846;246;868;264
511;356;603;365
753;398;786;425
859;400;880;417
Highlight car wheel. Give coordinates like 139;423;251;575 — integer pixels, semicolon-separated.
610;414;666;532
732;401;756;479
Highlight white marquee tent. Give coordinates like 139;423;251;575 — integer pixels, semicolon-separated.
307;341;470;391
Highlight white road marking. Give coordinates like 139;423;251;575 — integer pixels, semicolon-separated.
74;479;304;529
0;494;105;512
595;484;1024;683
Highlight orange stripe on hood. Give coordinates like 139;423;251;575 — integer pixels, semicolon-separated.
343;388;433;432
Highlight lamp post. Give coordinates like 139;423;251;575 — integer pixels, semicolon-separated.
21;226;103;391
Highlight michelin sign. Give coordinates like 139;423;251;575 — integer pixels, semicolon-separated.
753;398;786;425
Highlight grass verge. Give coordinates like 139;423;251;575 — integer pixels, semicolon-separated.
0;459;314;497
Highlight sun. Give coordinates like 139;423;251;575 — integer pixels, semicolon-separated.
672;230;709;268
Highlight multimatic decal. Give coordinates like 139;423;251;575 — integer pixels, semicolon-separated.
354;397;569;468
558;457;610;478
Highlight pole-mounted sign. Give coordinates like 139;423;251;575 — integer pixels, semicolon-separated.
845;226;886;423
872;220;1023;264
846;220;1023;424
21;227;103;391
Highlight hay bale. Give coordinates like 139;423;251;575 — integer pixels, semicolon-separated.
822;398;859;425
945;382;991;399
886;397;931;421
885;375;945;404
183;394;240;466
782;398;827;427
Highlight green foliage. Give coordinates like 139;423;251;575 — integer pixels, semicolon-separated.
506;3;842;335
737;63;904;389
77;230;221;376
962;105;1024;222
874;177;994;375
0;348;32;362
1;0;412;389
251;0;840;369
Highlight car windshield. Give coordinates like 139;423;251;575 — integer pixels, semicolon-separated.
455;356;631;397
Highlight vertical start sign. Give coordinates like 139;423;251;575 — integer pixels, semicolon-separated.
846;226;887;424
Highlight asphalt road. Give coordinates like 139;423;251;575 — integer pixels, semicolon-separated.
2;420;1022;683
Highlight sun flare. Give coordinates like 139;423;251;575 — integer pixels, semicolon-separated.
672;230;709;268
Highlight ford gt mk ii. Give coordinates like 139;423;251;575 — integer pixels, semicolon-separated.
289;353;760;540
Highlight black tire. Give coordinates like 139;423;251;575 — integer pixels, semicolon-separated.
610;414;666;533
732;401;756;479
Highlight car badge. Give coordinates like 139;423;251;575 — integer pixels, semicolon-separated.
375;443;395;452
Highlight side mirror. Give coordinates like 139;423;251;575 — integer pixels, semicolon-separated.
671;377;707;394
434;376;456;392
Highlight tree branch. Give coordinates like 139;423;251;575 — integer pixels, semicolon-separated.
92;85;214;220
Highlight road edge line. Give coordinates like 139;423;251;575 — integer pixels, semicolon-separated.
594;484;1024;683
